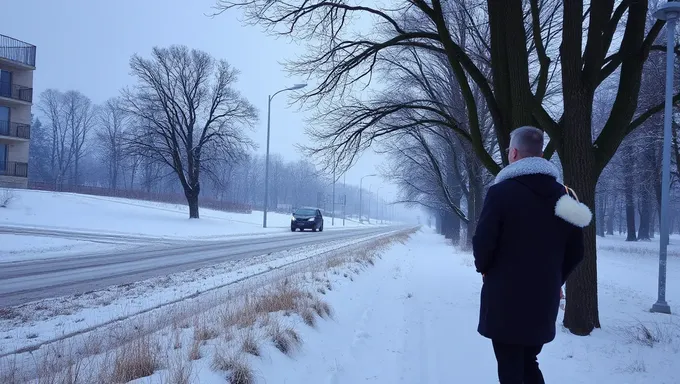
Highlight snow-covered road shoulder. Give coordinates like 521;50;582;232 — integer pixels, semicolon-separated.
0;230;397;356
250;230;679;384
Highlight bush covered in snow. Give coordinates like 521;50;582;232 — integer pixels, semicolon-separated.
0;188;14;208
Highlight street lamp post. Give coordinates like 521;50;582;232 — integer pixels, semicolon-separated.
359;174;376;223
367;184;374;224
376;186;384;225
343;173;346;227
650;2;680;315
263;83;307;228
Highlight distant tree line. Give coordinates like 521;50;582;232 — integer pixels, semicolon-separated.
27;45;393;221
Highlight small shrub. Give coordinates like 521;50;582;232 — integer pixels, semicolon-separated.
212;351;254;384
620;321;676;347
194;323;218;342
168;351;193;384
189;339;202;361
310;299;332;318
270;324;301;355
0;189;14;208
111;337;158;383
301;308;316;327
241;332;260;356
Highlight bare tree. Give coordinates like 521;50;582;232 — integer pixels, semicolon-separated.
97;97;128;189
121;45;258;218
38;89;95;187
217;0;680;336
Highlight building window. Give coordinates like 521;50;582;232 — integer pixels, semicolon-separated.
0;106;9;136
0;70;11;98
0;144;7;174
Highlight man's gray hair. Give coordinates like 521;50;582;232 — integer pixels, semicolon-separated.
509;126;544;157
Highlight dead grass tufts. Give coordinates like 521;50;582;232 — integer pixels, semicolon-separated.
111;337;159;383
624;358;647;373
310;299;332;318
194;322;218;342
0;307;19;320
270;323;302;355
300;308;316;327
188;338;202;361
241;332;260;356
212;351;254;384
618;320;677;347
167;351;193;384
0;188;14;208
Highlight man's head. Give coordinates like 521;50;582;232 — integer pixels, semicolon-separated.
507;126;544;164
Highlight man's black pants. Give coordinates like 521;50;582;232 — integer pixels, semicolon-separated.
492;340;545;384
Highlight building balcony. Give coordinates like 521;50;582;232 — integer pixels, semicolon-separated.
0;161;28;178
0;120;30;140
0;35;36;69
0;82;33;104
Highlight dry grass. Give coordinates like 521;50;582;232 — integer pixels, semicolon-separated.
240;331;260;356
194;322;218;342
211;350;254;384
0;188;14;208
165;351;193;384
300;308;316;327
110;337;159;383
2;230;413;384
310;298;332;318
618;320;678;347
188;339;202;361
269;323;302;355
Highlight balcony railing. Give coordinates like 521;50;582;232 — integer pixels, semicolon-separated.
0;161;28;178
0;81;33;103
0;121;30;139
0;35;36;68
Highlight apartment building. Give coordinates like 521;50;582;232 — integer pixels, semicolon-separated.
0;34;35;188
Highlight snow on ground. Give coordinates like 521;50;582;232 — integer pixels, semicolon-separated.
0;230;395;356
222;230;678;384
0;234;136;263
0;189;379;261
4;229;677;383
0;189;371;237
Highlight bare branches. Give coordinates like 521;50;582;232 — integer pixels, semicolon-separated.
121;45;257;218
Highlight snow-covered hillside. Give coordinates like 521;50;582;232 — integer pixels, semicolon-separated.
0;189;374;261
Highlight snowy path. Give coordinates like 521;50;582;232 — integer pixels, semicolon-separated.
254;230;680;384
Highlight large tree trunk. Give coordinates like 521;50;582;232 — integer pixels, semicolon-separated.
606;195;616;236
624;147;637;241
560;49;600;334
625;181;637;241
186;190;199;219
637;189;653;241
596;194;606;237
449;190;462;245
436;211;444;235
562;155;601;335
465;194;475;249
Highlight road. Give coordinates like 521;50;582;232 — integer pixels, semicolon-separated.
0;226;399;307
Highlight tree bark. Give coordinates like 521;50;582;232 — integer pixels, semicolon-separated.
637;189;652;241
186;190;199;219
625;181;637;242
597;194;606;237
562;156;601;335
606;195;615;236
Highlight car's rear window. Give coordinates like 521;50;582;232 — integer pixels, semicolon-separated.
294;209;317;216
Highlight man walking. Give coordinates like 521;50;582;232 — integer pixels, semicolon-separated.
473;126;591;383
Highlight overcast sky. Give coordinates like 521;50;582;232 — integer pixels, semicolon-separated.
3;0;399;201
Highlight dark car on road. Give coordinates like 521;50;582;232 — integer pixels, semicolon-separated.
291;208;324;232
